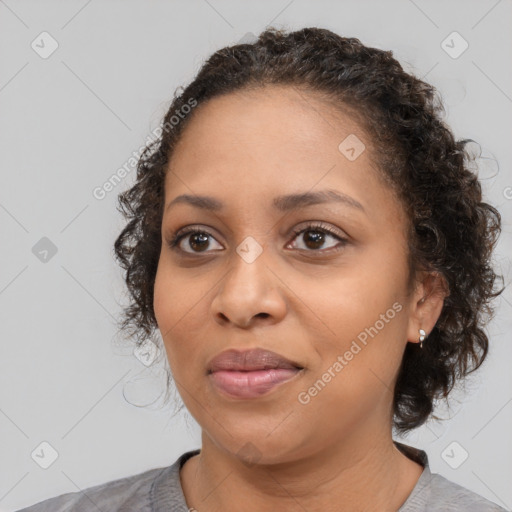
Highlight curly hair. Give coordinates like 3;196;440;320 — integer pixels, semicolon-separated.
113;26;504;434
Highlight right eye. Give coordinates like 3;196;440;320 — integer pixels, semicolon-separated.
167;227;224;254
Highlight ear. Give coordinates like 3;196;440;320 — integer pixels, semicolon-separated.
406;270;449;344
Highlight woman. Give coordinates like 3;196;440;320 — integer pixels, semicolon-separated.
18;26;507;511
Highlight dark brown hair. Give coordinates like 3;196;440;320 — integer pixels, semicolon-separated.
114;27;504;434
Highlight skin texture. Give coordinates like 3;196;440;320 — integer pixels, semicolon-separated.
153;85;447;512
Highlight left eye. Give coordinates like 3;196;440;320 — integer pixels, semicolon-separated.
287;224;348;252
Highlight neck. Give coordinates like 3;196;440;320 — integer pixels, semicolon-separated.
180;422;424;512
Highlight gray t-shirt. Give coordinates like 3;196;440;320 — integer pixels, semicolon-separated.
16;441;508;511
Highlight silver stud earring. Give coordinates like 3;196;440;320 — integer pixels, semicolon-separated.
419;328;426;349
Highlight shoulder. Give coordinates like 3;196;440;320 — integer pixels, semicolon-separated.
14;465;168;512
427;472;508;511
394;441;508;512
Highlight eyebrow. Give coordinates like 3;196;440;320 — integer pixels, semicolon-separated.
165;189;366;214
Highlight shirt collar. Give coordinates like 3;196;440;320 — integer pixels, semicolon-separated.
150;442;432;511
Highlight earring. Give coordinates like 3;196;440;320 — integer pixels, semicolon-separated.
419;328;426;349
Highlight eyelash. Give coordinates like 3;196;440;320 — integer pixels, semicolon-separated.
166;222;349;256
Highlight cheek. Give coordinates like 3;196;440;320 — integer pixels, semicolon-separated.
153;261;186;365
153;255;199;328
153;260;207;375
153;262;173;331
310;275;407;393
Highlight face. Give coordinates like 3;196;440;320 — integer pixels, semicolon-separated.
153;85;420;464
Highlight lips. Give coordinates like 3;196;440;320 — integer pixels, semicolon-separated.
207;348;303;373
207;348;304;399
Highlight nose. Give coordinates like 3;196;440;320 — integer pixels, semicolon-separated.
210;250;287;329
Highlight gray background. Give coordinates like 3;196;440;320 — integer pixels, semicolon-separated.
1;0;511;510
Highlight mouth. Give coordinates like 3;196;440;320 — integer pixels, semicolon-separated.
207;347;303;373
208;368;303;399
207;348;304;399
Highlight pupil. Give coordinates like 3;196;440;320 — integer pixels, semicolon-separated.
190;233;209;252
304;230;324;249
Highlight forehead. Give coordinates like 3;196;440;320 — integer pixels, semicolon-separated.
164;86;404;226
171;85;364;165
